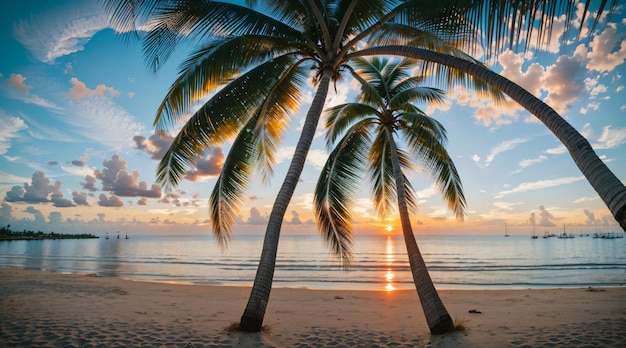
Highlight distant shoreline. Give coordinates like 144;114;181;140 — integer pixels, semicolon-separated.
0;226;98;241
0;235;99;241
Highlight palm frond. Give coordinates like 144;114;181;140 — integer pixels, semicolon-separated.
324;103;378;150
367;129;397;219
390;84;445;110
365;22;505;103
209;115;260;247
140;1;308;72
253;60;310;183
400;113;466;220
315;120;372;267
155;55;301;190
154;38;299;132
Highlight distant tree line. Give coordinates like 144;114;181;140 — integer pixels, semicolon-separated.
0;225;98;241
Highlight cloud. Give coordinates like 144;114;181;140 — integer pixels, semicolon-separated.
584;209;596;225
4;171;75;207
498;50;545;96
542;51;588;113
1;74;61;110
0;203;13;225
247;207;268;225
68;77;120;99
474;138;530;168
12;0;109;63
72;192;89;206
512;155;548;174
585;23;626;72
495;176;585;198
64;96;144;149
7;73;32;94
93;154;162;198
305;149;329;170
133;134;175;160
537;205;556;227
98;194;124;207
573;196;598;204
24;206;45;224
289;210;302;224
184;148;224;181
82;175;98;192
593;125;626;149
0;110;28;155
134;133;223;182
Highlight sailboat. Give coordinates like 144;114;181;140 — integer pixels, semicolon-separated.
504;223;510;237
531;224;538;239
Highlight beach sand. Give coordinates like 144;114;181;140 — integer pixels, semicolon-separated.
1;268;624;347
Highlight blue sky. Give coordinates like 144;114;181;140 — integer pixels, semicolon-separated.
0;0;625;236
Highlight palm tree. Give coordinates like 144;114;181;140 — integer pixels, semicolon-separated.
315;57;464;334
353;45;626;232
104;0;623;332
105;0;493;332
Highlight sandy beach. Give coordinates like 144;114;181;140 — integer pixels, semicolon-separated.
1;268;625;347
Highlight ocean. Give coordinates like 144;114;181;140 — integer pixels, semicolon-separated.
0;234;624;291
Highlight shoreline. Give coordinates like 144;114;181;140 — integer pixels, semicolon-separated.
2;268;625;347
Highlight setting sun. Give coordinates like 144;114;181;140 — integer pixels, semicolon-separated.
385;226;393;233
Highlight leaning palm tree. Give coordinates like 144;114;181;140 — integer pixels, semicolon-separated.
104;0;624;332
315;57;464;334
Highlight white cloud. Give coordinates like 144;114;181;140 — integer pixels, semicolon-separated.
0;110;28;155
495;176;585;198
274;146;296;165
586;23;626;72
12;0;109;63
65;96;144;149
573;196;598;204
305;149;329;170
512;155;548;173
542;52;587;113
475;138;530;168
593;125;626;149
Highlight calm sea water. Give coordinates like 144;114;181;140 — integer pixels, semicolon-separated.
0;234;624;291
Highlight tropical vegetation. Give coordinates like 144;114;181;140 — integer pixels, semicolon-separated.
315;56;465;333
0;225;98;240
104;0;624;333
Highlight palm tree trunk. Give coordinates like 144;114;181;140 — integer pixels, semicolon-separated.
356;46;626;232
387;129;455;335
239;69;333;332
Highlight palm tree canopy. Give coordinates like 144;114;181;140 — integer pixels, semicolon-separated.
316;57;466;265
103;0;501;244
103;0;616;246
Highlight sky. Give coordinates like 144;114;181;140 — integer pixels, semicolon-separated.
0;0;625;237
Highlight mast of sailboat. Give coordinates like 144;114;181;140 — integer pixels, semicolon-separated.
505;222;509;237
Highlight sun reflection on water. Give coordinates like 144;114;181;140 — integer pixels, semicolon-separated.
385;235;395;291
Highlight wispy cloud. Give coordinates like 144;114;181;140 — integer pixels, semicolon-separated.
511;155;548;174
0;110;27;155
473;138;530;168
495;176;585;198
12;0;108;63
593;125;626;149
1;74;62;110
65;96;144;149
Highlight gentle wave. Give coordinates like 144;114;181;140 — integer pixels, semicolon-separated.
0;234;624;290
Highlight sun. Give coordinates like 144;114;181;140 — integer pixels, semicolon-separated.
385;225;393;233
